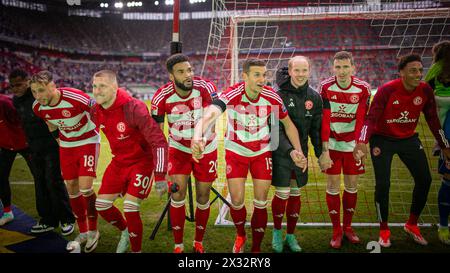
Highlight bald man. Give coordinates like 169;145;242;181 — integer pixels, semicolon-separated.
271;56;323;252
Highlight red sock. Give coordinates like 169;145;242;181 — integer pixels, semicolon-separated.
169;202;186;244
380;221;389;230
407;213;419;226
251;206;267;253
229;205;247;237
83;193;98;231
3;206;11;213
70;195;88;233
124;211;143;253
271;195;287;230
194;203;210;242
343;190;357;228
286;195;301;234
326;192;341;230
97;205;127;231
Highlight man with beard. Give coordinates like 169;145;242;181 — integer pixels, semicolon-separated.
151;54;219;253
91;70;168;253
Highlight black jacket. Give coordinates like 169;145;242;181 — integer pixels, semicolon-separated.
13;88;59;154
273;66;323;165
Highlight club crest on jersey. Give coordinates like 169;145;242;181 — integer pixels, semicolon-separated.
350;94;359;103
413;96;422;106
62;110;71;118
258;107;268;116
305;100;314;110
372;147;381;156
116;122;126;133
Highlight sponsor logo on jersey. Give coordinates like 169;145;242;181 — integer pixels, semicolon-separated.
413;96;423;106
117;134;130;140
254;228;265;233
350;94;359;103
139;190;145;195
62;110;71;118
100;124;105;129
393;100;399;105
88;167;94;172
386;111;417;124
331;95;337;100
45;114;51;119
330;104;355;119
117;122;126;133
305;100;314;110
196;225;205;230
329;210;338;214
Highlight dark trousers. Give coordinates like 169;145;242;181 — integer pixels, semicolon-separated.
0;148;34;208
370;134;432;223
32;149;74;226
0;147;74;227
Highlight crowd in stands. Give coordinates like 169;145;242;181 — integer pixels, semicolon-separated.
0;5;422;96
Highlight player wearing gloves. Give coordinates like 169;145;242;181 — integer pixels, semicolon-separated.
90;70;168;253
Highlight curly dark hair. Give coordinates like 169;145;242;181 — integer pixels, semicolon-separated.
432;40;450;82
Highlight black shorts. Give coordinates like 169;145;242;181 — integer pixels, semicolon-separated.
272;162;308;188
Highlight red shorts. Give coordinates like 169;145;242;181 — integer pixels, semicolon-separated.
99;160;154;199
324;150;365;175
168;147;217;183
225;150;272;180
59;143;99;180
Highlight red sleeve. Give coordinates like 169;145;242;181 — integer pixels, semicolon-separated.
150;85;168;123
270;90;288;120
354;86;371;141
358;85;390;143
201;78;218;102
320;83;331;142
89;104;101;128
32;102;43;119
126;100;169;178
422;85;450;148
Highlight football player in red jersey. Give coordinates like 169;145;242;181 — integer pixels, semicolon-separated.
354;54;450;247
319;51;371;249
91;70;168;253
192;59;307;253
31;71;100;252
152;54;218;253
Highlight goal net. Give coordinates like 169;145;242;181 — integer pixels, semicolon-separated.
200;0;450;227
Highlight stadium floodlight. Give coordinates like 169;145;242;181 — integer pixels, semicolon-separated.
154;1;159;6
114;2;123;8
